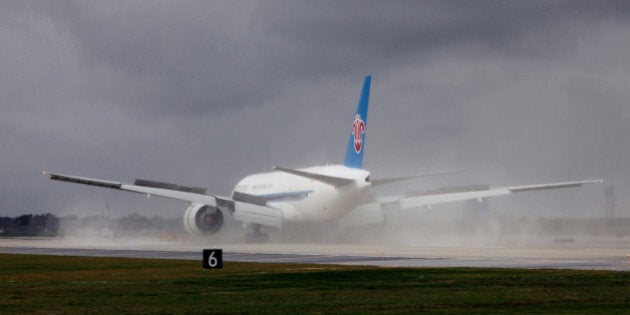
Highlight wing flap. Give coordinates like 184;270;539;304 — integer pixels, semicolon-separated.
134;179;206;194
120;184;218;206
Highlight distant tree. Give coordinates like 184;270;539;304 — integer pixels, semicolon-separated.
15;214;32;227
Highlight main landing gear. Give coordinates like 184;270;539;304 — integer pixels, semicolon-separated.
244;224;269;243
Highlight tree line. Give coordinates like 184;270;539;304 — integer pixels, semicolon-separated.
0;213;185;237
0;213;59;236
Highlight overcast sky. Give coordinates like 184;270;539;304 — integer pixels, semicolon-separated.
1;1;629;218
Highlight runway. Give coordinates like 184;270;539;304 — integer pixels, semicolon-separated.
1;237;629;270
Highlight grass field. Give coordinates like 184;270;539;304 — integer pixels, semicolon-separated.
1;253;629;313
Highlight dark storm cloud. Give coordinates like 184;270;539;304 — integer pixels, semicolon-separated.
23;1;272;117
262;1;630;75
10;1;630;116
1;0;629;217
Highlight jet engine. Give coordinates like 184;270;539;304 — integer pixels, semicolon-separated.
183;203;224;236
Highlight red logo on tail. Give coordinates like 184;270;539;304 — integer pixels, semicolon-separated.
352;114;366;153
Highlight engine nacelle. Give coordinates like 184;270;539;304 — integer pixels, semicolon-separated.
183;203;224;236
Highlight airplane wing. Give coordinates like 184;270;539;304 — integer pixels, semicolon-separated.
377;179;604;210
44;171;285;228
44;171;224;207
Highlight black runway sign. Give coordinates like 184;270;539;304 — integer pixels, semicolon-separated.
203;249;223;269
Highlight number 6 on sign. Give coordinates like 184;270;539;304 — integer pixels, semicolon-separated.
203;249;223;269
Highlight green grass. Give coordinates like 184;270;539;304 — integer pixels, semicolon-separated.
1;253;629;314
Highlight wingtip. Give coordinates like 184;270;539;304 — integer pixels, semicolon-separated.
588;179;605;184
583;179;604;185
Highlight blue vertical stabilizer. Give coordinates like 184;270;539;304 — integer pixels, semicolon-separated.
343;75;371;169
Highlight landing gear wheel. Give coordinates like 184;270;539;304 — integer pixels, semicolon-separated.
244;224;269;243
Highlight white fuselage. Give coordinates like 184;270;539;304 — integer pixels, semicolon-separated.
232;165;371;222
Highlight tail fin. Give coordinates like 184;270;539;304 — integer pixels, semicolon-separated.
343;75;371;169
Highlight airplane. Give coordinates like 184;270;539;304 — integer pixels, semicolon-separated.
44;75;603;242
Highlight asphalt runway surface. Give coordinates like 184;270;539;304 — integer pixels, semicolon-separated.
2;237;630;270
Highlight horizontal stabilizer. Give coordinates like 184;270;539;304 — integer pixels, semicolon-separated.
273;166;354;187
371;169;463;186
